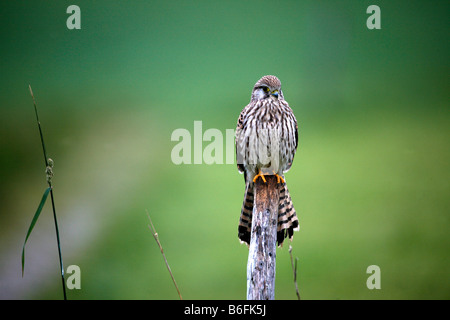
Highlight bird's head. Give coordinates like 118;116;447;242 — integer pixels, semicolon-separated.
251;75;284;102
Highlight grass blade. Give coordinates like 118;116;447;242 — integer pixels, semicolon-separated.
27;85;67;299
22;186;51;277
147;210;182;300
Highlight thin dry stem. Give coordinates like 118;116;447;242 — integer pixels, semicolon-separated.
146;210;182;300
289;245;301;300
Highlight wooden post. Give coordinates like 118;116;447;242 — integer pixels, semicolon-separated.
246;175;279;300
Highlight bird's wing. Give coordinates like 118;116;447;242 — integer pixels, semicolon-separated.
295;120;298;152
284;109;298;173
235;105;247;176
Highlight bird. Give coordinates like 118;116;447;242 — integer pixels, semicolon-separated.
235;75;299;246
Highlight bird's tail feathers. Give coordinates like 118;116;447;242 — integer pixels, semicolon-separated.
277;182;299;246
238;180;299;246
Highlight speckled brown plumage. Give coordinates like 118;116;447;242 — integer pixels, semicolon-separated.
236;75;299;246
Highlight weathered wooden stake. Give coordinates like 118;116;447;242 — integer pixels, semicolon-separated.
246;175;279;300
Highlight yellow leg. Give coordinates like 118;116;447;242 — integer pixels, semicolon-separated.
253;170;267;183
275;174;285;184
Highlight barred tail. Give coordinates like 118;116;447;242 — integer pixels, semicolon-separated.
238;181;299;246
277;182;299;247
238;182;254;245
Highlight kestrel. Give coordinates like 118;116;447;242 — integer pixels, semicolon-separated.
236;75;299;246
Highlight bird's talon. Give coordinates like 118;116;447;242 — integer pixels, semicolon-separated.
275;174;285;184
253;171;267;183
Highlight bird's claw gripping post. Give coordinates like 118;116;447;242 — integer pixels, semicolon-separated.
275;173;285;184
253;170;285;184
253;170;267;183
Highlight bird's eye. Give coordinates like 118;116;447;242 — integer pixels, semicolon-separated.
262;86;269;93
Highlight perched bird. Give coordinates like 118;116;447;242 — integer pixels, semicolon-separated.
235;75;299;246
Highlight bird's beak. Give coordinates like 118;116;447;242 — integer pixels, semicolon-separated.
271;90;279;98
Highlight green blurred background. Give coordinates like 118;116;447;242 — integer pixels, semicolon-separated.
1;0;449;299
